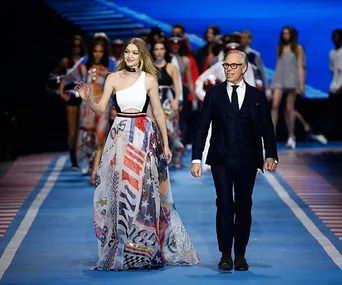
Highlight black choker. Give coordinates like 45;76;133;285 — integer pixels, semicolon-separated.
125;66;140;72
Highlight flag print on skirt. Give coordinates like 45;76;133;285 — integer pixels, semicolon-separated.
93;112;200;271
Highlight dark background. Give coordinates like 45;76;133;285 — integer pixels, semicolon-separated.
10;0;89;160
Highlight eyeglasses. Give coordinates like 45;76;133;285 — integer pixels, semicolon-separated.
222;63;243;69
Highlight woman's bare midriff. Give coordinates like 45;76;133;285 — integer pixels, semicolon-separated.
122;108;142;113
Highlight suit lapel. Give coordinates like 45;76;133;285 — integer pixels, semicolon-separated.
244;83;259;129
217;81;231;120
218;81;258;122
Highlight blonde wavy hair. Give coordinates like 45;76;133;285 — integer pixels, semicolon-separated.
116;37;160;79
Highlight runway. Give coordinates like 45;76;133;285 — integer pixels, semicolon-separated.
0;142;341;284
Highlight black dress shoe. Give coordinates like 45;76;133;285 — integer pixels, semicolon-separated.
218;254;233;271
234;256;249;271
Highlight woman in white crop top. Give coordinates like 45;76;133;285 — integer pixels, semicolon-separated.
76;38;200;271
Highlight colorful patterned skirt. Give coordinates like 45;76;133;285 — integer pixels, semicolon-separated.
93;113;200;271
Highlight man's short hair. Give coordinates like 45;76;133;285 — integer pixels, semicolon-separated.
224;50;248;66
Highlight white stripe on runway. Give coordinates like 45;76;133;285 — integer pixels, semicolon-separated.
0;156;67;280
264;172;342;270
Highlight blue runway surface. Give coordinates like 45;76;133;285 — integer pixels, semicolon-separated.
0;151;341;285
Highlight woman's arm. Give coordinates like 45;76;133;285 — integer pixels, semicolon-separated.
184;56;198;109
146;74;169;148
169;64;181;102
59;78;70;102
76;72;116;115
297;45;305;95
171;56;183;102
184;56;195;96
79;64;87;82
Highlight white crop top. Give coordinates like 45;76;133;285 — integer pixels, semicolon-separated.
115;71;148;112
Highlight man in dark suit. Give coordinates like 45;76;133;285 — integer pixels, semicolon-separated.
191;50;278;271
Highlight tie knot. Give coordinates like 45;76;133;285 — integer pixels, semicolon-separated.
232;85;239;90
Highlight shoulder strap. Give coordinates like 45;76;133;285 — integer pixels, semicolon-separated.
140;71;146;81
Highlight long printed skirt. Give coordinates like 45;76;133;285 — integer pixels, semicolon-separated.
93;113;200;271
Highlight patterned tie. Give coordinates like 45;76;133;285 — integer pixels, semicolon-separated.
231;85;239;113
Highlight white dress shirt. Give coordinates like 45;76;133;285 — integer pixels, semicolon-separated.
227;79;245;109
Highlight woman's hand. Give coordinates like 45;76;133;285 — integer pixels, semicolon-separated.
75;82;91;101
163;145;172;164
170;99;179;111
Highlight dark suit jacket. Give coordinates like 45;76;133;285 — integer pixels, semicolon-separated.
192;80;278;171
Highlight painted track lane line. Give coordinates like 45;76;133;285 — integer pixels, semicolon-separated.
264;172;342;270
0;153;58;238
0;156;67;280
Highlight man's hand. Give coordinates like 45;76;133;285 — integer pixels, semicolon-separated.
190;163;202;178
264;158;278;172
